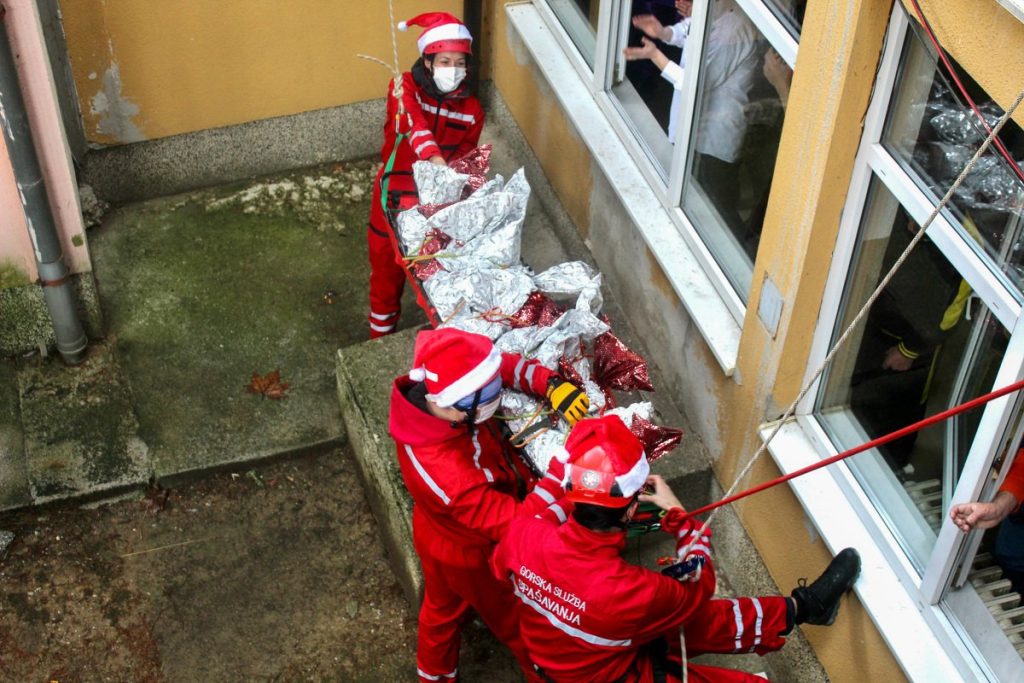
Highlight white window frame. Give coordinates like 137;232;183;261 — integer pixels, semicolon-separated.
534;0;799;320
770;6;1024;680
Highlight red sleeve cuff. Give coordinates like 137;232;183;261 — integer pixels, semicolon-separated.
661;507;690;535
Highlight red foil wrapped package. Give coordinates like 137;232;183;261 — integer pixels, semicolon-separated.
411;229;452;281
593;332;654;393
557;353;585;387
630;415;683;462
418;202;456;218
510;292;564;328
450;144;493;195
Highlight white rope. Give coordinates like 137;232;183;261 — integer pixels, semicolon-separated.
356;0;408;131
685;87;1024;550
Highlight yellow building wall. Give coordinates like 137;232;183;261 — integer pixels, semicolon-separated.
58;0;464;144
899;0;1024;126
479;0;1006;680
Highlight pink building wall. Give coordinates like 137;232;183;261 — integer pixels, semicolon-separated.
1;0;89;284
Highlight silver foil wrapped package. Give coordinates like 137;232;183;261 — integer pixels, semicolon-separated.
496;308;610;369
439;308;508;341
568;355;605;414
532;262;597;294
532;262;604;315
429;192;517;243
413;160;470;205
395;206;431;255
443;206;524;268
499;390;568;475
606;401;655;425
422;263;534;321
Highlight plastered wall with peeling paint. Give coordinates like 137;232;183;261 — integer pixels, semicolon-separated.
58;0;465;145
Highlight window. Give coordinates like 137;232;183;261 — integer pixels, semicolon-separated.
680;0;793;295
545;0;604;68
542;0;800;308
806;8;1024;679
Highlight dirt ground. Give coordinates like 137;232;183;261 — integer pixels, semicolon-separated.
0;448;520;682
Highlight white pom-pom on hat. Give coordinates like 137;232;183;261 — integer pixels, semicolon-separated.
409;367;426;381
397;21;408;31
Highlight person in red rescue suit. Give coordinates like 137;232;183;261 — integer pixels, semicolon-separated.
389;328;591;683
491;415;863;683
367;12;485;338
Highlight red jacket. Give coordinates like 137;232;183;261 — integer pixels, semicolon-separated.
1001;448;1024;507
379;71;484;179
389;352;566;566
491;510;715;683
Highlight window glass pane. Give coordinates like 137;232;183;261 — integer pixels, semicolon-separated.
816;177;1008;572
610;1;694;174
882;24;1024;294
680;0;790;298
763;0;805;38
546;0;603;68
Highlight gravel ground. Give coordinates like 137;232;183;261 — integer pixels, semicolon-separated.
0;448;520;682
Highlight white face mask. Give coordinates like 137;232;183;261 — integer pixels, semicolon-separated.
432;66;467;93
474;397;500;423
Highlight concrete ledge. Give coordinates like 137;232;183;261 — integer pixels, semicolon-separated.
336;328;423;607
81;99;386;205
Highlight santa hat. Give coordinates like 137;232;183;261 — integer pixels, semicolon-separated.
562;415;649;507
408;328;501;407
397;12;473;55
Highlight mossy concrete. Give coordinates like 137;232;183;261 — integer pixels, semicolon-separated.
0;273;105;358
336;327;422;607
88;160;425;477
17;342;149;504
0;361;30;510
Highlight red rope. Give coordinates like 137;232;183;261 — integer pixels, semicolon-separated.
680;376;1024;521
907;0;1024;184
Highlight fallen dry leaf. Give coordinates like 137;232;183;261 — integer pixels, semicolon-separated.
246;369;291;400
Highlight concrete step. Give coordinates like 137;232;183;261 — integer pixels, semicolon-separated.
13;341;151;507
335;328;827;682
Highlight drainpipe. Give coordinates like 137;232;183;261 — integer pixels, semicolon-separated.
0;6;87;364
463;0;483;90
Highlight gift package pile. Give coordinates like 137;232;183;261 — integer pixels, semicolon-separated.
393;147;682;474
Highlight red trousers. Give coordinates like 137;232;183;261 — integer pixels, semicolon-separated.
367;169;416;339
641;596;789;683
416;545;541;683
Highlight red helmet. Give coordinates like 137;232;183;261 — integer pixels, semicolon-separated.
563;416;649;508
398;12;473;56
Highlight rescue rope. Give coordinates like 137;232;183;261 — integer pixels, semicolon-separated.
682;376;1024;521
686;87;1024;544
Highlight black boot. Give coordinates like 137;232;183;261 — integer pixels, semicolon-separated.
792;547;861;626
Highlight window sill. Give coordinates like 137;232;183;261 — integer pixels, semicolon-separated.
762;417;987;681
506;3;741;376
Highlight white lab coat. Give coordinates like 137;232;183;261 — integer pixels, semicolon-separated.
659;6;759;162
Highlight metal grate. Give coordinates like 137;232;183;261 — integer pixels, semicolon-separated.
903;477;1024;658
